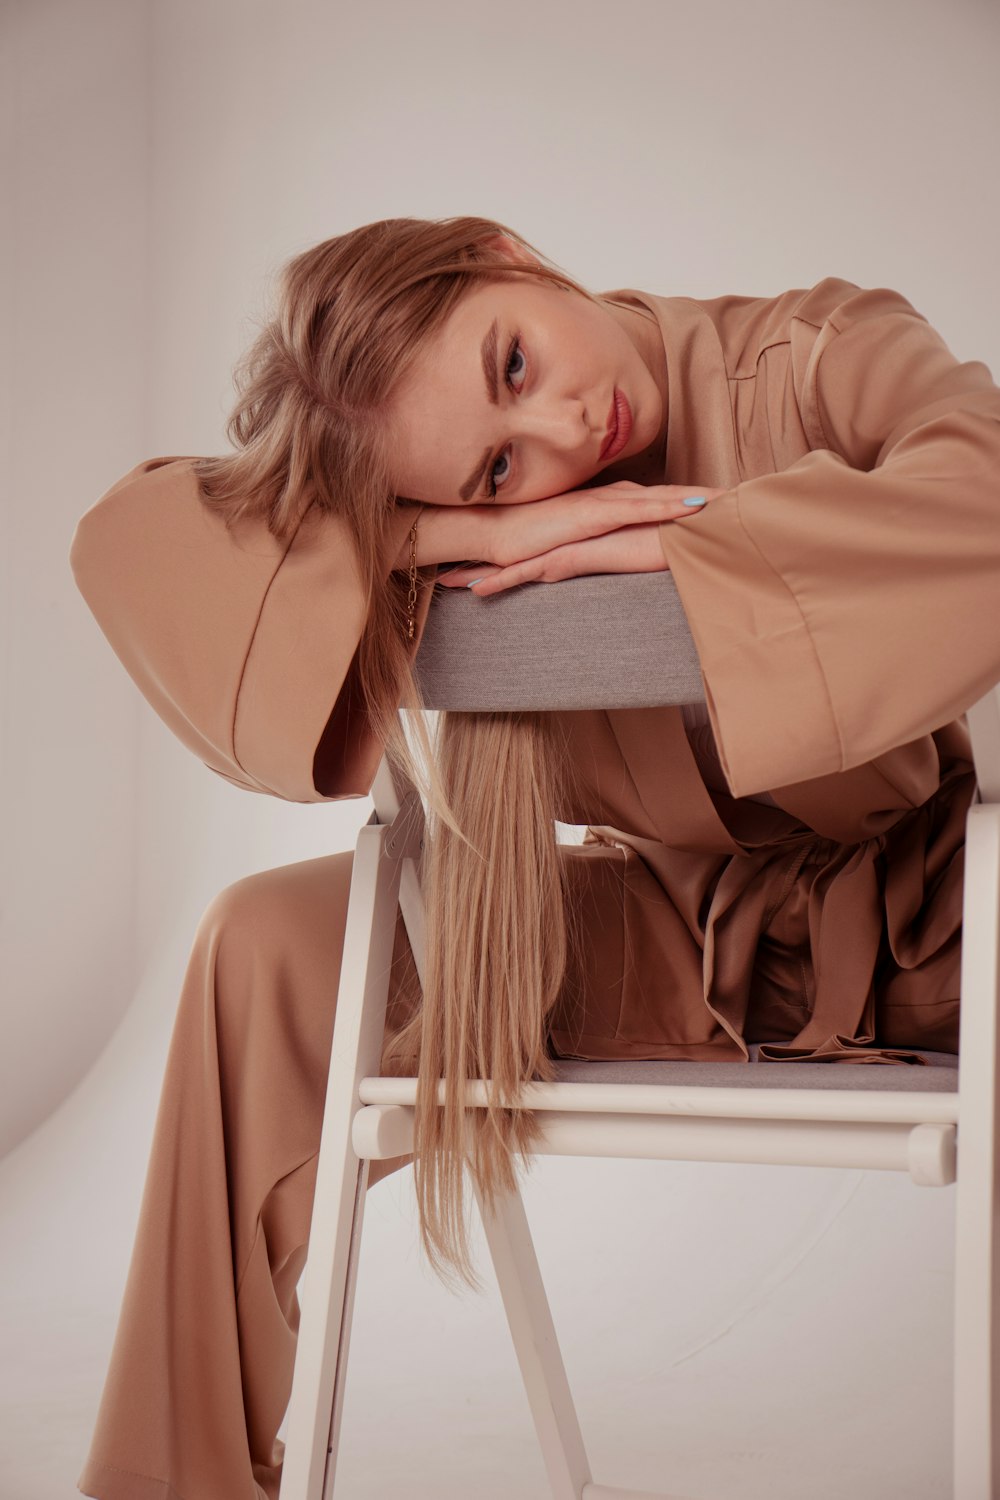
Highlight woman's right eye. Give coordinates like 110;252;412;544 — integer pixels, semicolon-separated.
488;450;512;496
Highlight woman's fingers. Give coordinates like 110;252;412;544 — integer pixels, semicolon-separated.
486;485;719;568
459;551;578;596
600;481;712;498
436;563;502;586
438;524;672;595
569;481;726;507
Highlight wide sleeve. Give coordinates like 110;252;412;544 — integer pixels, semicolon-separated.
69;455;434;802
657;282;1000;798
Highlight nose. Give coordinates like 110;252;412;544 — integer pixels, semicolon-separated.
514;395;595;453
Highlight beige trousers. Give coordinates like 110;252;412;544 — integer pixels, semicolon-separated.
78;853;416;1500
76;843;635;1500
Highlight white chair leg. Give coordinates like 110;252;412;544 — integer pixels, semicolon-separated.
953;802;1000;1499
474;1177;699;1500
473;1175;593;1500
321;1160;370;1500
280;818;404;1499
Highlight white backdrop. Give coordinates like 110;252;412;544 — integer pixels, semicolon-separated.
2;0;998;1495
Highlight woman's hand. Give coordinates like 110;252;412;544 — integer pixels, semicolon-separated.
480;481;725;570
436;522;671;594
434;481;725;595
395;481;725;572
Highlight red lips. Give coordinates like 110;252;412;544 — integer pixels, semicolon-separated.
600;388;633;462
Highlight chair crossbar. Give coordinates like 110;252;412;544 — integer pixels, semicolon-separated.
352;1101;956;1184
357;1074;958;1125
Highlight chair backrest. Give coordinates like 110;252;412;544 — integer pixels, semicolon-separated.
414;572;704;710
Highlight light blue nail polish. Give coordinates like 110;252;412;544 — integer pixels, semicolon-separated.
467;578;484;588
683;496;707;506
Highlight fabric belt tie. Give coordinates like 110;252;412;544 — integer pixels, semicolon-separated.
701;833;929;1066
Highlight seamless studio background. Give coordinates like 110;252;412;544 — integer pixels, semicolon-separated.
2;1;999;1496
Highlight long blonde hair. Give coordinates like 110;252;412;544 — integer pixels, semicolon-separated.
196;217;587;1290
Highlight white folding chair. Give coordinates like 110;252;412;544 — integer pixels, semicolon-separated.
279;575;1000;1500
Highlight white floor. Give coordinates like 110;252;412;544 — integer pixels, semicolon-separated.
1;918;957;1500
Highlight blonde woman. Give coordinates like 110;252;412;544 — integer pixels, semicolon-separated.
70;216;1000;1500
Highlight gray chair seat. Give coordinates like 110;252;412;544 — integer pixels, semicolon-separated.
553;1048;959;1087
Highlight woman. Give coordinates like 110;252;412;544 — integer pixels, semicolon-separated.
70;216;1000;1500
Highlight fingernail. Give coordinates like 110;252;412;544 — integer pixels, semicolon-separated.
683;496;706;506
466;578;485;588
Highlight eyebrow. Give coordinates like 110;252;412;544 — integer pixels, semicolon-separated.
458;318;501;503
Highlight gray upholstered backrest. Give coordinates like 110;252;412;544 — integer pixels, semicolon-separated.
414;573;705;711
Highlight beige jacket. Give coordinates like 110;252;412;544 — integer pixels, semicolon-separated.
70;276;1000;1065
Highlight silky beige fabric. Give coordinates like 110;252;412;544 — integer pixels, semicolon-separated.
69;458;435;803
642;278;1000;794
75;853;420;1500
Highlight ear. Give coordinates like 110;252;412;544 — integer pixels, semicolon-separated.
482;232;540;269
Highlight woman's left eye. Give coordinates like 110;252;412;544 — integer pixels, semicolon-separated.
489;451;512;493
505;336;526;391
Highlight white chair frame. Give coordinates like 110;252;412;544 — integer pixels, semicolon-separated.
279;684;1000;1500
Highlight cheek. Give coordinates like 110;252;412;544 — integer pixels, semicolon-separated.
392;449;470;506
392;381;483;500
387;415;442;500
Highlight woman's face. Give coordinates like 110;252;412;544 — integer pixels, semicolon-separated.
387;273;667;506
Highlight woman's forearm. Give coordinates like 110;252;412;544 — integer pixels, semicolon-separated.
392;504;490;570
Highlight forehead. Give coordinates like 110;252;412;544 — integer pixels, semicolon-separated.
411;282;496;387
409;276;544;378
389;281;527;448
397;275;584;413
